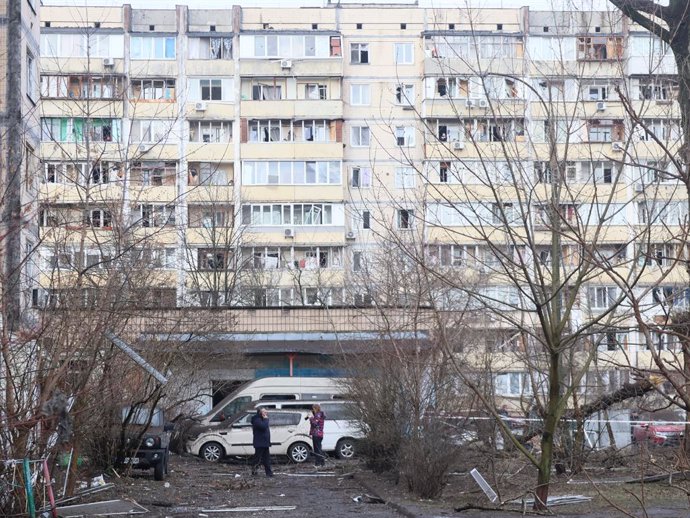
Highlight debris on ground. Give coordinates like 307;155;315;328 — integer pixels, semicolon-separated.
351;494;385;504
469;468;498;503
200;505;297;512
54;498;148;517
507;494;593;507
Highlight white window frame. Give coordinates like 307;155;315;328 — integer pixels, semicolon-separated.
350;84;371;106
351;166;372;188
394;167;416;188
394;42;414;64
395;83;415;105
350;42;369;64
394;126;415;147
351;126;371;147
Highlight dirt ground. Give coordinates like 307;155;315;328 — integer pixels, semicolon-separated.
65;449;690;517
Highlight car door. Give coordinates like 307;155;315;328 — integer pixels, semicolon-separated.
223;412;255;456
268;412;303;455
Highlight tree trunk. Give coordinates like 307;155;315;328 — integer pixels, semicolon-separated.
534;353;562;510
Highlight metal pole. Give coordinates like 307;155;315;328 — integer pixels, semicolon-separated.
22;458;35;518
42;459;58;518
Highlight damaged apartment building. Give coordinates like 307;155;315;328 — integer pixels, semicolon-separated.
34;1;686;412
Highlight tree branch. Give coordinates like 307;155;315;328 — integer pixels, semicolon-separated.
609;0;672;43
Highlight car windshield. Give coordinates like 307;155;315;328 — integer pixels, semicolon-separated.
122;407;164;427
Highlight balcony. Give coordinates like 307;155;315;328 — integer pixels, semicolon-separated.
239;58;342;77
241;100;343;119
241;185;344;202
241;142;342;160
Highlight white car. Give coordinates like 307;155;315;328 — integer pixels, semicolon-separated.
255;401;364;459
187;410;313;464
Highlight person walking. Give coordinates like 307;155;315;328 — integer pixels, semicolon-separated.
251;408;273;477
308;404;326;467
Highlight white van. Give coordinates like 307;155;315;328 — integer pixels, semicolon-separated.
255;400;363;459
197;377;348;427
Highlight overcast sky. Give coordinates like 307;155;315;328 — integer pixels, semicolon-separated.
42;0;618;10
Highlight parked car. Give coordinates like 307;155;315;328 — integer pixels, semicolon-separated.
255;400;364;459
632;422;684;446
197;377;349;427
187;409;313;463
116;406;174;481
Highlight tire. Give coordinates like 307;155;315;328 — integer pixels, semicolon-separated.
200;441;224;462
287;442;310;463
335;438;356;459
153;460;165;481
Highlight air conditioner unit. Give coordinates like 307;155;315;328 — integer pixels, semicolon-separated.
611;142;623;152
102;58;115;67
345;231;357;240
284;228;295;238
465;99;475;108
138;144;149;153
478;99;489;108
596;101;606;111
452;141;465;150
280;59;292;69
635;183;645;193
195;102;208;111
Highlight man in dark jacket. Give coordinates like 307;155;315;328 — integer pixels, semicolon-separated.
251;408;273;477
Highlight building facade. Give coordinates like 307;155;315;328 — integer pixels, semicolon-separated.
35;3;686;410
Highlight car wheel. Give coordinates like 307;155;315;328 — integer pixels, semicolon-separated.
154;460;165;481
287;442;310;463
336;438;356;459
200;441;224;462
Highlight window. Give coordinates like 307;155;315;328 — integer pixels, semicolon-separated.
492;203;518;225
190;163;229;186
198;249;231;270
638;243;677;268
427;245;468;267
438;161;450;183
351;167;372;188
351;126;370;147
41;75;122;99
587;286;617;310
242;161;341;185
637;78;678;101
189;121;232;143
352;251;363;272
41;118;121;143
585;81;610;101
248;120;329;143
130;119;174;144
251;82;282;100
137;204;176;227
397;209;413;229
394;167;416;188
305;83;327;100
89;162;118;185
394;126;415;146
350;84;370;106
188;37;232;59
241;203;341;226
577;36;623;61
190;78;232;102
495;372;532;396
85;208;113;228
587;120;624;142
395;84;414;105
26;51;37;101
131;36;176;59
394;43;413;64
350;43;369;64
353;209;371;230
131;78;176;100
41;33;124;58
201;79;222;101
131;162;176;187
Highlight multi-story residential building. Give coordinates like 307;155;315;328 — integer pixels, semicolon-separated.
35;2;686;412
0;0;40;332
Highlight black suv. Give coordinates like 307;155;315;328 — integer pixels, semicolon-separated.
116;407;174;481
